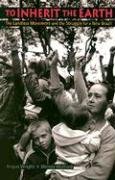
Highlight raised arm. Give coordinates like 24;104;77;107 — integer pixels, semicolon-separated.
106;46;115;88
74;56;88;104
9;38;25;104
10;37;23;86
11;50;22;78
50;51;74;114
50;51;61;89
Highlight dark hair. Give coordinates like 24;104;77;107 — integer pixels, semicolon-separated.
62;103;90;130
37;61;47;75
98;82;114;102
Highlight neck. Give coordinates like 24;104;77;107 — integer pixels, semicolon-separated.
92;113;107;131
93;114;104;121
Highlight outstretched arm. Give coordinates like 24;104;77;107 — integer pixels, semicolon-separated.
74;56;88;104
106;46;115;88
10;37;23;86
10;37;24;104
50;50;61;89
11;50;22;79
50;51;74;114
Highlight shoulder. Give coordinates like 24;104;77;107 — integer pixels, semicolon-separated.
24;150;36;164
26;150;41;160
101;123;115;144
24;151;43;167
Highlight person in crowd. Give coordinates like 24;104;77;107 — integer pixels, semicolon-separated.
25;55;60;127
46;102;108;179
0;37;25;180
49;50;115;180
20;119;56;180
13;110;39;160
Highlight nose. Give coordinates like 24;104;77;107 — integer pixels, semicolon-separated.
89;95;95;103
39;137;44;144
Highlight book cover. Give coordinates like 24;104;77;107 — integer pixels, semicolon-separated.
0;1;115;180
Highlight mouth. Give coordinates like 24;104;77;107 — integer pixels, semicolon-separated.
87;105;95;114
87;104;95;110
41;144;47;149
88;103;95;107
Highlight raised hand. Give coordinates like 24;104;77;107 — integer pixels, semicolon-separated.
50;50;61;67
110;46;115;55
75;56;86;70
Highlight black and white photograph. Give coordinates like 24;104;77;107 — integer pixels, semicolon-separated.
0;1;115;180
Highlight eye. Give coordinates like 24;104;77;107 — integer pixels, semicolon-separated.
88;93;92;98
41;134;47;138
95;94;101;98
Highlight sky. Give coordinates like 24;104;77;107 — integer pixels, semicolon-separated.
50;27;115;82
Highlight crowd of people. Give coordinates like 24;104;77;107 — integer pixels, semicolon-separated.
0;37;115;180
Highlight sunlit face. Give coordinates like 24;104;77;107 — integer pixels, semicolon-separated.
32;127;52;151
88;84;108;115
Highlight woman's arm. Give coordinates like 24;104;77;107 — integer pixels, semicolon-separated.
74;56;88;104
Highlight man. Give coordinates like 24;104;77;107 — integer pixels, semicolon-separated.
50;51;115;180
0;38;25;180
25;57;60;128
